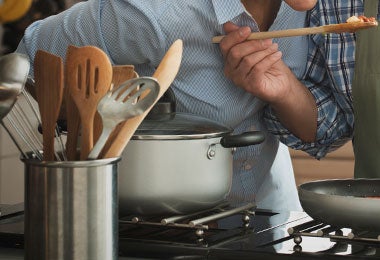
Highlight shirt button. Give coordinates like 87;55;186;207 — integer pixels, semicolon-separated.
244;163;252;170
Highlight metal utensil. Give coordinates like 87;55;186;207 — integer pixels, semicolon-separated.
88;77;160;160
93;65;138;145
0;53;30;120
65;45;113;160
0;53;32;159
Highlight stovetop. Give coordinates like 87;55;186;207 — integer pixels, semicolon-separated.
0;203;379;259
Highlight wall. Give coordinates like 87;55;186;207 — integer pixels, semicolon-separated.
290;142;355;186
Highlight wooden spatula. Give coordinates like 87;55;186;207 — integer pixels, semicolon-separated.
65;45;112;160
111;65;138;87
34;50;64;161
212;21;378;43
100;39;183;158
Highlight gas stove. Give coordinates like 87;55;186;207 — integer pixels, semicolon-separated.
0;202;379;259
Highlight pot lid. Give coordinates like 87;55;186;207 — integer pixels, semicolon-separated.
132;112;232;140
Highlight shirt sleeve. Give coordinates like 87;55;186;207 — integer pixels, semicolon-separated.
263;2;359;159
15;0;167;75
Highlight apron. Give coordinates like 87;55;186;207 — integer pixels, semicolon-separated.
353;0;380;178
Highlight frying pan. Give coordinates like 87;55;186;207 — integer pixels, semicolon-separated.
298;178;380;231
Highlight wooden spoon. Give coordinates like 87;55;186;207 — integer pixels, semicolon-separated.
34;50;64;161
100;39;183;158
65;45;112;160
212;21;378;43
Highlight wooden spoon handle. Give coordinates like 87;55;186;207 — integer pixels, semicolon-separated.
212;21;378;43
100;39;183;158
65;45;113;160
64;85;81;161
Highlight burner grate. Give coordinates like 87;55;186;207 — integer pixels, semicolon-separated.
119;202;256;245
288;219;380;255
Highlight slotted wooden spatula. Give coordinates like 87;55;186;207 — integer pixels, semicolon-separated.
34;50;64;161
65;45;112;160
100;39;183;158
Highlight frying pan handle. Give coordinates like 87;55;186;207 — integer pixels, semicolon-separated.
220;131;265;148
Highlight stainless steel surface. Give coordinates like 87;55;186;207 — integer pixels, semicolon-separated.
0;86;19;121
88;77;160;159
0;53;31;158
188;202;255;227
299;178;380;231
119;137;233;216
0;53;29;98
23;157;120;260
0;53;29;120
160;202;230;224
120;202;255;235
119;111;264;216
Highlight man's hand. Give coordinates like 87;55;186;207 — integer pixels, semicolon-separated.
219;22;317;142
219;22;291;105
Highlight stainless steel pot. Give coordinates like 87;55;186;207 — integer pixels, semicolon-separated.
119;111;265;216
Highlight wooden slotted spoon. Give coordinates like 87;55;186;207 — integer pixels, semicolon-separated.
100;39;183;158
34;50;64;161
65;45;112;160
212;21;378;43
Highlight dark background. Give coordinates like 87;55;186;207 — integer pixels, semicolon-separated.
1;0;81;54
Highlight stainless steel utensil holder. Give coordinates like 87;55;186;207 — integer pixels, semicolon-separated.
23;156;120;260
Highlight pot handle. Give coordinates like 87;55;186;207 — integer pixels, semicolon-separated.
220;131;265;148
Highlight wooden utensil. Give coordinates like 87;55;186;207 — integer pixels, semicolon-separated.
212;21;378;43
34;50;64;161
65;45;112;160
63;79;80;160
100;39;183;158
112;65;138;88
93;64;138;143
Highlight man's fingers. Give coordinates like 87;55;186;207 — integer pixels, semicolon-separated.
219;22;251;55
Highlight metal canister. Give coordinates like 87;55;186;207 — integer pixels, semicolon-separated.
23;156;120;260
